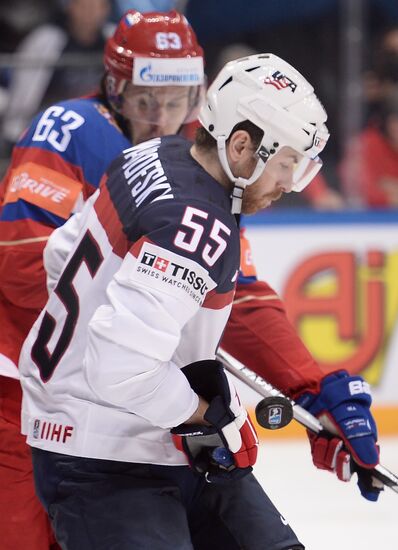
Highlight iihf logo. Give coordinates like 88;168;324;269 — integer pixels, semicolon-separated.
268;406;282;426
33;419;41;439
141;252;169;272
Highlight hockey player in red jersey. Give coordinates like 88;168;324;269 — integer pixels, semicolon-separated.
19;53;330;549
0;10;204;550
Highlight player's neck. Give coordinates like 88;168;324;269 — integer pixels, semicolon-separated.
190;145;233;192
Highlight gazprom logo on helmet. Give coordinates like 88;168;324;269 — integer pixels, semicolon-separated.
139;63;200;84
134;57;204;87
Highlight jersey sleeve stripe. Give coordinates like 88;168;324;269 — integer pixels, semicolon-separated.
129;235;153;258
94;178;129;258
203;287;235;310
0;217;56;241
233;293;280;305
0;235;49;246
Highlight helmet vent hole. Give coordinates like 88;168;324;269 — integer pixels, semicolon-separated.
245;66;260;73
218;76;233;91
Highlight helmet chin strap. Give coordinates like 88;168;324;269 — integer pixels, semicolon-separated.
217;136;267;214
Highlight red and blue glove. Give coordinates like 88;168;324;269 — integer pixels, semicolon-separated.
171;360;258;483
297;371;383;501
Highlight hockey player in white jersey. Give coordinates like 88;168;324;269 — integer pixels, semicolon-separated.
19;54;329;549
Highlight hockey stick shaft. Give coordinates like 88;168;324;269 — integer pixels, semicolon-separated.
216;347;398;494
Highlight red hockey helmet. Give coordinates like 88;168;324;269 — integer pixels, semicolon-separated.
104;10;204;119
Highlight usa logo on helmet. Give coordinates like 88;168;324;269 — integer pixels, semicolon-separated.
264;71;297;92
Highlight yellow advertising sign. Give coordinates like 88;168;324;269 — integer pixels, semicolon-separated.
283;250;398;386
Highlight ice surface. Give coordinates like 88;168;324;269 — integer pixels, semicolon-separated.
253;437;398;549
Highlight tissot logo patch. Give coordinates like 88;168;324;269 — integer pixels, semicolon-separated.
128;242;217;308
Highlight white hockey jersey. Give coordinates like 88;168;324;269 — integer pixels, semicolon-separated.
19;136;240;466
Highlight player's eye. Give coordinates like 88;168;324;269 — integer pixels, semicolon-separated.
167;100;183;110
137;97;152;111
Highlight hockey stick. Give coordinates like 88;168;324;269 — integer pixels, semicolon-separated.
216;347;398;494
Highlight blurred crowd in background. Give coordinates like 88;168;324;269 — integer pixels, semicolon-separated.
1;0;398;210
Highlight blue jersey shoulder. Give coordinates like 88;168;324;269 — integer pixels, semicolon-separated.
19;97;131;189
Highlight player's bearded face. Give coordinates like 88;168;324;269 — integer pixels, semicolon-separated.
241;146;300;214
121;84;191;144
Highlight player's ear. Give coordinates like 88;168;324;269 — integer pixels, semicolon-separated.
228;130;252;162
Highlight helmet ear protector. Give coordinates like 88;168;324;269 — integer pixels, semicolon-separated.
104;10;204;122
199;53;329;212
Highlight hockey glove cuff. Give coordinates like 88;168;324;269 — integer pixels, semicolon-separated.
171;360;258;483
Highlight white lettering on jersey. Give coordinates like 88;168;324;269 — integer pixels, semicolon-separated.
32;106;85;152
122;139;174;207
174;206;230;267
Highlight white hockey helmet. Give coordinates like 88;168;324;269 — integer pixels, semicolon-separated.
199;53;330;212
